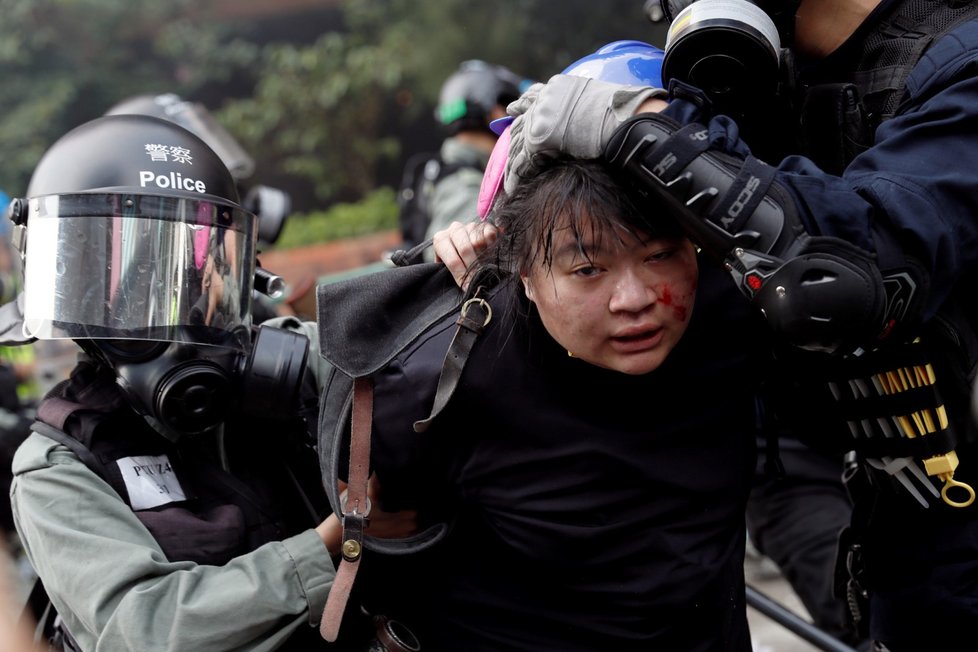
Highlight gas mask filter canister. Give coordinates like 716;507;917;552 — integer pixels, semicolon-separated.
101;324;309;441
662;0;782;110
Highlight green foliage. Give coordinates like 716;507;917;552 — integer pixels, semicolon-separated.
217;30;405;203
0;0;253;194
0;0;668;209
272;186;398;250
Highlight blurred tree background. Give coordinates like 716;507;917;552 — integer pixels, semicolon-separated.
0;0;667;246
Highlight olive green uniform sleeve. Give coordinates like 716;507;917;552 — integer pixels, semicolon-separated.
11;432;336;652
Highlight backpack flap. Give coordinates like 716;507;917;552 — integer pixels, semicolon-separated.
316;263;464;377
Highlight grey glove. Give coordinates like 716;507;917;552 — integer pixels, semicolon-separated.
504;74;666;194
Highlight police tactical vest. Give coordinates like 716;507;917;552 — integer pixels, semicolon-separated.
796;0;978;175
397;152;482;250
32;360;325;565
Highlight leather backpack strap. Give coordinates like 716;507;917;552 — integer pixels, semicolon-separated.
320;376;373;642
413;290;493;433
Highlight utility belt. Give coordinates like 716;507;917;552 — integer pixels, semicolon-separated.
828;334;976;641
826;337;975;510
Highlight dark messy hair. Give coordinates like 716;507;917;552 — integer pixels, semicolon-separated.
474;158;683;279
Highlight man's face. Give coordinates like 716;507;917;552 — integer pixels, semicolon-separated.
522;221;698;375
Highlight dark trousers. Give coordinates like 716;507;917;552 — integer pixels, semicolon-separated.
746;441;866;647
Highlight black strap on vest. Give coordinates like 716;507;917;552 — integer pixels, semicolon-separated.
31;389;175;506
30;420;113;481
33;394;119;485
857;0;978;123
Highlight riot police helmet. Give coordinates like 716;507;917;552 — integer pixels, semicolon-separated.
11;114;258;352
436;60;528;134
106;93;256;180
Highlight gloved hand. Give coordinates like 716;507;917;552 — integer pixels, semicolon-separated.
503;74;666;194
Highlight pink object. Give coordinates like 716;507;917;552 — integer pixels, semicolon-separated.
194;203;213;269
477;124;511;220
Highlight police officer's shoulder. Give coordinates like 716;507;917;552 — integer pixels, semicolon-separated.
11;431;77;475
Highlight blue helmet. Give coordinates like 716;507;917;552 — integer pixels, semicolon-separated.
480;40;665;219
490;41;664;136
0;190;10;239
561;40;664;88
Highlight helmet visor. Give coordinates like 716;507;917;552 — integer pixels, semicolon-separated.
23;193;256;350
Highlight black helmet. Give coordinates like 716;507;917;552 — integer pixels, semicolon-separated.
25;113;242;203
436;60;528;134
105;93;256;180
107;94;290;245
12;114;257;350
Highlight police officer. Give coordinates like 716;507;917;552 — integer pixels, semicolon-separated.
498;0;978;649
409;60;528;258
7;114;414;651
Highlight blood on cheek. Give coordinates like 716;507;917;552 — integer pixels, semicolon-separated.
654;278;696;322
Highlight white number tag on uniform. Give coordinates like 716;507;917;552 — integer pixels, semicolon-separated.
116;455;187;510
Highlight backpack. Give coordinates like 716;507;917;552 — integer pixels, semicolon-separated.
313;261;498;643
396;151;479;250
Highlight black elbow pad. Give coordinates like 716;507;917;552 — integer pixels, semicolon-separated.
604;114;923;354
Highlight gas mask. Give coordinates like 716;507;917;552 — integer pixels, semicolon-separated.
94;323;309;441
658;0;797;113
14;190;309;441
